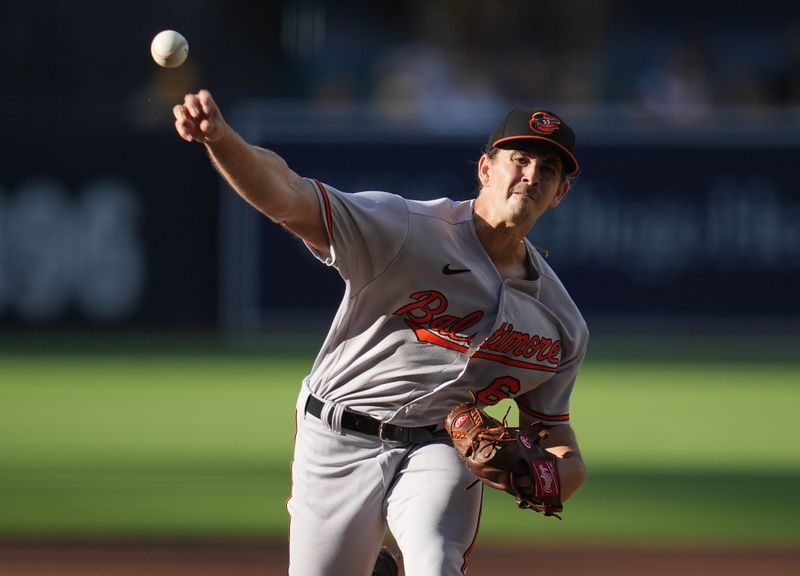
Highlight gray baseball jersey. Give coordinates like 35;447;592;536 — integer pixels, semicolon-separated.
289;179;588;576
302;179;588;426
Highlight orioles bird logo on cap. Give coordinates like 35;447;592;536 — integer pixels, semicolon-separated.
529;112;561;135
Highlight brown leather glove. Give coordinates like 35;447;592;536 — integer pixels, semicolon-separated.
445;398;563;518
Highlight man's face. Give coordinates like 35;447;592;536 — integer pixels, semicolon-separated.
477;145;570;228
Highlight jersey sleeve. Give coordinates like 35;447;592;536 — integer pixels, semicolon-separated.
515;334;588;426
306;179;409;292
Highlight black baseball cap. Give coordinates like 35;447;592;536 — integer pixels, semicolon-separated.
487;107;579;176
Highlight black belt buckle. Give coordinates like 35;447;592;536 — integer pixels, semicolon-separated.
378;421;410;444
378;421;409;443
379;421;435;444
377;421;392;442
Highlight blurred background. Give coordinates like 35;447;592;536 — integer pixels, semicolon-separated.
1;0;799;573
2;0;799;337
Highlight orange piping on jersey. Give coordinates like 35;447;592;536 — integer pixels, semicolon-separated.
471;349;558;372
286;408;298;536
405;319;559;373
461;484;483;574
517;403;570;422
313;179;333;239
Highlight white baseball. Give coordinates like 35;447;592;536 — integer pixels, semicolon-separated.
150;30;189;68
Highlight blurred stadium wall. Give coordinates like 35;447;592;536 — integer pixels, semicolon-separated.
1;0;799;344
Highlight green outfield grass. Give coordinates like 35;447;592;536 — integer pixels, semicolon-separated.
1;339;798;546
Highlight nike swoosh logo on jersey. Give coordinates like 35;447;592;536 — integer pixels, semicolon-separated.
442;263;471;275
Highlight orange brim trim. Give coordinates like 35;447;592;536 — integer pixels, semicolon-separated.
492;136;580;176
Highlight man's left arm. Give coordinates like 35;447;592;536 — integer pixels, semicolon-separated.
520;414;586;502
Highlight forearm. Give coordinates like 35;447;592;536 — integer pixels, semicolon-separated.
206;127;302;223
523;417;586;502
553;450;586;502
174;90;326;250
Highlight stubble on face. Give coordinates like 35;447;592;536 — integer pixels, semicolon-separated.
504;182;542;221
510;181;543;202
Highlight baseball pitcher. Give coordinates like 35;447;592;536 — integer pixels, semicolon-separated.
174;93;588;576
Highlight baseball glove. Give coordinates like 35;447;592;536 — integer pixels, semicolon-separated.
445;397;563;518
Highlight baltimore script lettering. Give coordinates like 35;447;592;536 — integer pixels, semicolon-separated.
393;290;561;368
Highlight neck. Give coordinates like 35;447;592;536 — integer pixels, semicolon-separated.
473;211;531;280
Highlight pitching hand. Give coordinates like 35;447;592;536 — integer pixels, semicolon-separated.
173;89;226;144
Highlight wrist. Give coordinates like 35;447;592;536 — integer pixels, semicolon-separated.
554;453;586;501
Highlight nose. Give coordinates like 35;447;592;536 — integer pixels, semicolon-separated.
521;160;539;185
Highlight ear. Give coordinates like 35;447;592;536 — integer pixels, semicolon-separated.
550;179;571;208
477;154;492;187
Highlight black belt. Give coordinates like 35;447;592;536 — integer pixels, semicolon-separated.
304;394;443;444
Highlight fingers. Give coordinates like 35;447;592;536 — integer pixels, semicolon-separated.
197;89;216;115
173;104;197;142
173;89;224;143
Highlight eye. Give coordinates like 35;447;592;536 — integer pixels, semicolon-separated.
512;155;528;165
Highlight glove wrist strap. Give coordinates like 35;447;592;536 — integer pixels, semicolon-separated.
530;456;560;504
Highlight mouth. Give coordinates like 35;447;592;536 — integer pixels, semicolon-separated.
511;185;538;201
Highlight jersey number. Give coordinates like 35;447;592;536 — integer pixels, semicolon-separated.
477;376;520;405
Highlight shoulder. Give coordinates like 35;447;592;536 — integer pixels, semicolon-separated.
312;181;407;210
310;181;412;233
405;197;473;224
312;181;469;223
